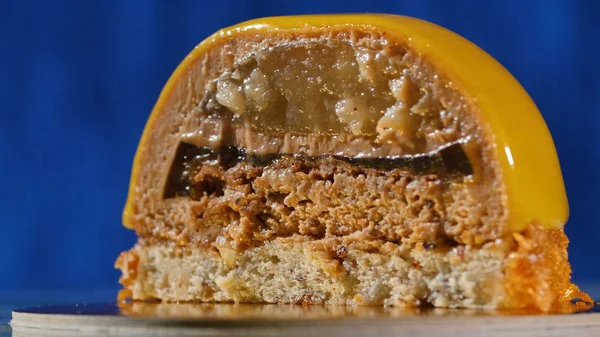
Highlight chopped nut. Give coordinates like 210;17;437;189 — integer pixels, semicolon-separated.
335;97;369;135
376;101;418;143
231;69;242;80
389;76;419;106
243;68;271;110
215;79;246;115
411;89;432;116
355;49;377;83
216;245;238;267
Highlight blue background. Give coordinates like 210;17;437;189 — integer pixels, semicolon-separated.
0;0;598;291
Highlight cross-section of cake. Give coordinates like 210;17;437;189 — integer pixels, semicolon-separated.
115;14;590;311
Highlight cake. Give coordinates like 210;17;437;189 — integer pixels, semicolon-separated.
115;14;590;311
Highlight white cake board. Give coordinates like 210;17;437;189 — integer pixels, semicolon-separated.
10;302;600;337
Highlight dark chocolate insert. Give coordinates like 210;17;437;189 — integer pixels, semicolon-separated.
163;141;473;199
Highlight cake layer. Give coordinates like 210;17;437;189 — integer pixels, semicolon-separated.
135;150;500;251
117;224;587;311
119;235;506;307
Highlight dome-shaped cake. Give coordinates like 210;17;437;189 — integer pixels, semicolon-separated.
116;14;589;311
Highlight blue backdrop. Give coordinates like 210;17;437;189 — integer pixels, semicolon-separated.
1;0;598;291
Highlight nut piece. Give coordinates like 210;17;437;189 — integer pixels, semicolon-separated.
243;68;271;111
355;49;377;83
389;76;419;104
411;89;432;116
216;245;238;268
377;76;424;144
355;48;395;83
335;97;370;136
216;79;246;115
376;101;417;141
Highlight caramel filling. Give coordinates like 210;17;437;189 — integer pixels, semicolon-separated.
188;39;464;157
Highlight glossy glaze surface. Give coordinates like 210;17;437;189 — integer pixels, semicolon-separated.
124;14;568;232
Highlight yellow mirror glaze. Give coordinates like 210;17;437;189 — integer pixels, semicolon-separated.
123;14;568;232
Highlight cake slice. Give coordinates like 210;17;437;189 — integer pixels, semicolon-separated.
116;14;589;311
